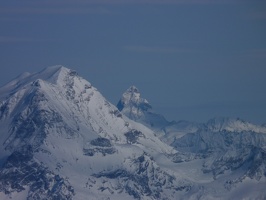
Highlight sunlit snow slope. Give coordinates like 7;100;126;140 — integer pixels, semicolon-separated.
0;66;265;200
0;66;190;200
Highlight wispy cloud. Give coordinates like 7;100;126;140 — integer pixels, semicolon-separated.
0;36;52;43
0;0;246;16
0;17;40;22
52;0;245;5
0;0;115;15
124;45;192;53
0;0;252;19
0;6;113;15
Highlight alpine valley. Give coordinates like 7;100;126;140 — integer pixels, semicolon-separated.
0;66;266;200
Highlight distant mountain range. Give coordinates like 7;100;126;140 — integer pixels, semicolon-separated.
0;66;265;200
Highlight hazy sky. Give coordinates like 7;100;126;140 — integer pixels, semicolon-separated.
0;0;266;124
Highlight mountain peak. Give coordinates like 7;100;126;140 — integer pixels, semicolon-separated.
117;86;169;129
206;117;266;133
0;65;80;99
117;86;151;114
40;65;65;73
127;85;140;93
36;65;76;84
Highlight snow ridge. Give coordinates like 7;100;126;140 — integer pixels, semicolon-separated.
206;117;266;133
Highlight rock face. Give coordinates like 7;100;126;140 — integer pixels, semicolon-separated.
117;86;151;116
0;147;74;200
117;86;169;130
92;153;191;200
0;65;266;200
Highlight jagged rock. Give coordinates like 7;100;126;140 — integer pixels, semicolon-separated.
117;86;169;129
93;154;192;199
0;148;74;199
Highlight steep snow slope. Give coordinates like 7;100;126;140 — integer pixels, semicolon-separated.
0;66;193;200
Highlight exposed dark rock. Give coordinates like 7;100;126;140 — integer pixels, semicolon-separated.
0;148;74;200
93;154;191;199
90;137;112;147
125;129;144;144
83;147;116;156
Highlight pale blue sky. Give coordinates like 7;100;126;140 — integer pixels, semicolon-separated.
0;0;266;123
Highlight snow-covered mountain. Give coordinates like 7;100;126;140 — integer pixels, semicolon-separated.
205;117;266;133
118;86;266;199
0;66;266;200
0;66;193;200
170;119;266;199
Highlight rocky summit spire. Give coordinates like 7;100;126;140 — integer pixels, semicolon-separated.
117;86;169;129
117;86;152;120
